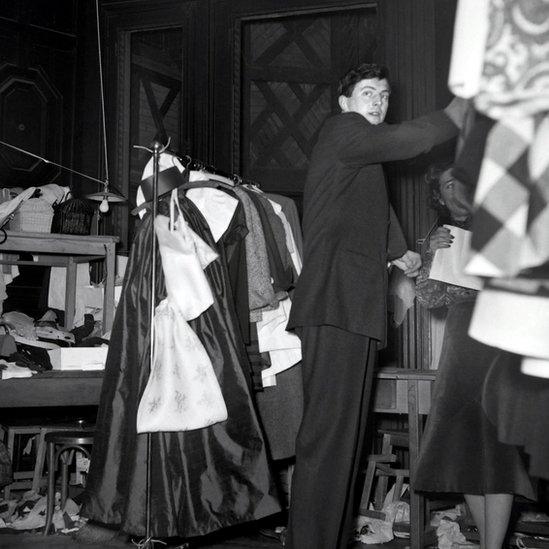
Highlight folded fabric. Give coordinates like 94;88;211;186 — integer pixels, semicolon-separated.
48;263;91;328
261;348;302;387
448;0;490;99
0;361;34;379
154;190;218;320
268;199;302;276
468;278;549;360
257;298;301;353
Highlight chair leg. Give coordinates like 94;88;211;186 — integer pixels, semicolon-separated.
374;435;392;509
60;449;74;510
359;459;377;515
32;428;47;494
393;474;405;503
42;442;56;536
3;427;17;501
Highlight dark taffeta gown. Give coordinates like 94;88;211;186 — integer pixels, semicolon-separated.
82;193;280;538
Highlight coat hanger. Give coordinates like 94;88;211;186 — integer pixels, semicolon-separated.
183;157;236;187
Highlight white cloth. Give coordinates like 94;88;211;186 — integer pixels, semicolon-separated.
257;297;302;387
448;0;490;99
37;184;69;205
268;199;302;275
0;361;34;379
154;191;219;319
136;189;227;433
0;262;19;313
521;357;549;379
468;281;549;360
48;264;91;327
0;187;36;229
187;187;238;242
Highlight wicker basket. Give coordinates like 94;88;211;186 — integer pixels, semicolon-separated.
51;198;94;235
10;198;54;233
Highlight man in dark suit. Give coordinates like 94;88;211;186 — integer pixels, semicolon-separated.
285;63;464;549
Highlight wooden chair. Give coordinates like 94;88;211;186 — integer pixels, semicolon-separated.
1;422;89;500
359;429;410;515
43;429;94;535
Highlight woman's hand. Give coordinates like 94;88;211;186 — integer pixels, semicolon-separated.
429;227;454;253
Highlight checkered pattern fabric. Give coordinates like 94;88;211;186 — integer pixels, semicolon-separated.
466;115;549;278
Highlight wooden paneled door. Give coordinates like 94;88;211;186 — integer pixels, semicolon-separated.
97;0;209;250
213;1;379;205
127;30;184;245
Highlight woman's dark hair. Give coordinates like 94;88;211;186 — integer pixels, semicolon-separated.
425;162;454;218
338;63;390;97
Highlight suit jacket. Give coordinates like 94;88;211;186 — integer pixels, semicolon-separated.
288;110;458;345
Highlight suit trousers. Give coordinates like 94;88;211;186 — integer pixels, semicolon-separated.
285;325;377;549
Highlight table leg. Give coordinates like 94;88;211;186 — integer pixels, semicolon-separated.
102;243;116;333
64;258;77;330
408;379;425;548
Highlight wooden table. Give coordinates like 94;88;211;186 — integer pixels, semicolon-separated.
0;371;104;408
1;366;438;546
373;366;437;549
0;231;119;331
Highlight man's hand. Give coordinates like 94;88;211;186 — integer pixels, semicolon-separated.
391;250;421;278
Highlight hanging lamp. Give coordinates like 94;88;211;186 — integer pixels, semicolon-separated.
84;0;126;213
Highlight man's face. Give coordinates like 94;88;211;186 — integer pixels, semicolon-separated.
338;78;390;125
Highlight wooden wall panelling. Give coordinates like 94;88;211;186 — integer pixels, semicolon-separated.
211;0;377;178
0;1;78;188
377;0;457;369
91;0;205;250
73;0;103;200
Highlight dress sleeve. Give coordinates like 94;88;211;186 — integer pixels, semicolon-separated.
336;111;458;167
415;249;454;309
415;247;478;309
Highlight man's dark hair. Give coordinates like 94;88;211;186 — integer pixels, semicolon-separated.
338;63;390;97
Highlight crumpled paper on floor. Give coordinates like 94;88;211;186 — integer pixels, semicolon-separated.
436;517;479;549
355;500;410;544
1;490;80;532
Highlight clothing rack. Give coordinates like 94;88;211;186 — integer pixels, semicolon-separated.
177;153;262;189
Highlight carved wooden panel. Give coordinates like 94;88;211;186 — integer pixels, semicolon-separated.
0;1;77;189
0;64;63;185
237;6;378;195
97;0;202;250
128;30;183;244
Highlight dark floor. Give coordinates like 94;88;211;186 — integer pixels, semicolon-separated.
0;529;411;549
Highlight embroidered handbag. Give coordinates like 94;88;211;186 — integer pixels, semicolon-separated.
136;298;228;432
